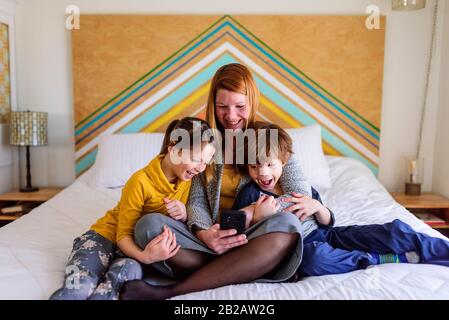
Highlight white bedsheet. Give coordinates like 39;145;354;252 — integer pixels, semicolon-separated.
0;156;448;300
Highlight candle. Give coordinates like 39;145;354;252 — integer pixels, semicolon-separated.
410;160;418;175
409;159;418;183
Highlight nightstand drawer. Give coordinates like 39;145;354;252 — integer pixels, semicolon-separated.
391;192;449;232
0;187;63;226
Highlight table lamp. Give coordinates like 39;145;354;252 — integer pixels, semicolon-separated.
392;0;426;11
10;111;48;192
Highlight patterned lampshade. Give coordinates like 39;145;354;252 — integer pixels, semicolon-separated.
392;0;426;11
10;111;48;146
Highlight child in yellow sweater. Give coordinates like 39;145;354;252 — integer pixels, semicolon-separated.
50;117;215;300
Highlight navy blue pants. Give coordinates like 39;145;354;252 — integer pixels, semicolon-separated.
298;219;449;276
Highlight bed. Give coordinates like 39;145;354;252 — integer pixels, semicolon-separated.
1;153;448;300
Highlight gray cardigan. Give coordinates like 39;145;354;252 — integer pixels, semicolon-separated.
186;158;311;231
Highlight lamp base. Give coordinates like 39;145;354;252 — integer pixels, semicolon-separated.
20;186;39;193
405;183;421;196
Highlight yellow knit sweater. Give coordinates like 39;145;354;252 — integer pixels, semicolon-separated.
91;155;191;243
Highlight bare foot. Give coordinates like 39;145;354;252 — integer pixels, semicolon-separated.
120;280;172;300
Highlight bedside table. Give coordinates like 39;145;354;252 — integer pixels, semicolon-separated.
391;192;449;236
0;187;63;226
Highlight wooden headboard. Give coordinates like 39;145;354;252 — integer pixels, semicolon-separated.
72;15;385;176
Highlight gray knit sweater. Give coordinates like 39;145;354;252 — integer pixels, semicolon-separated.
186;157;311;231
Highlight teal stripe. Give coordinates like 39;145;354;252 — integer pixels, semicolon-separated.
75;22;229;137
224;21;379;141
76;56;234;173
255;75;378;174
75;148;98;176
76;53;378;175
76;19;378;141
120;55;235;133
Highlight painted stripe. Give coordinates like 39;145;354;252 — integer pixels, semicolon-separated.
75;21;230;137
226;15;380;133
261;89;378;171
260;96;299;128
222;44;379;164
75;16;228;129
256;109;343;158
75;45;232;159
255;111;271;123
76;19;378;141
225;31;379;149
190;104;206;117
257;76;379;166
120;57;234;133
76;48;378;168
75;32;230;145
224;21;380;140
143;83;210;132
75;148;98;176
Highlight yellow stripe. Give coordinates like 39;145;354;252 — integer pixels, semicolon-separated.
322;143;341;156
143;83;211;132
260;95;300;128
260;97;341;157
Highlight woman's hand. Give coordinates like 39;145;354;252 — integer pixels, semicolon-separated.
164;198;187;222
138;225;180;264
253;195;280;224
282;192;330;223
196;224;248;255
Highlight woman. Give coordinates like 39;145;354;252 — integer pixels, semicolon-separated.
121;63;312;300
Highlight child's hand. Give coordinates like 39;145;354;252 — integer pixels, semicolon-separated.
240;204;255;229
253;195;280;223
138;225;180;264
164;198;187;222
282;192;325;221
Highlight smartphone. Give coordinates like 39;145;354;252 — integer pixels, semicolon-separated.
220;210;246;235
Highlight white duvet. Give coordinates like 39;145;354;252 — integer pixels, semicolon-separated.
0;156;448;300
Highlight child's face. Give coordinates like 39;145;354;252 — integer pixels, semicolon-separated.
247;157;285;192
169;143;215;181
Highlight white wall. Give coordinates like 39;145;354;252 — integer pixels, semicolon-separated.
433;1;449;198
0;0;18;193
10;0;447;191
0;124;13;192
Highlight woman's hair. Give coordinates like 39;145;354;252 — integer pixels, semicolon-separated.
239;121;293;174
204;64;259;181
205;63;259;134
159;117;213;155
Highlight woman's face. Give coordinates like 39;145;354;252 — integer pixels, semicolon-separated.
215;89;250;131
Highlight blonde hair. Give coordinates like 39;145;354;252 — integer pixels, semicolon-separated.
205;63;260;181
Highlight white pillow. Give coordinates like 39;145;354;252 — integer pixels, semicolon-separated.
88;133;165;188
286;125;332;190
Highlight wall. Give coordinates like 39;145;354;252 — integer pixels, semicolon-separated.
0;0;17;193
11;0;446;191
0;124;12;192
433;1;449;198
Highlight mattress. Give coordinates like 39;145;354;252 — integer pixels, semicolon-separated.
0;156;448;300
